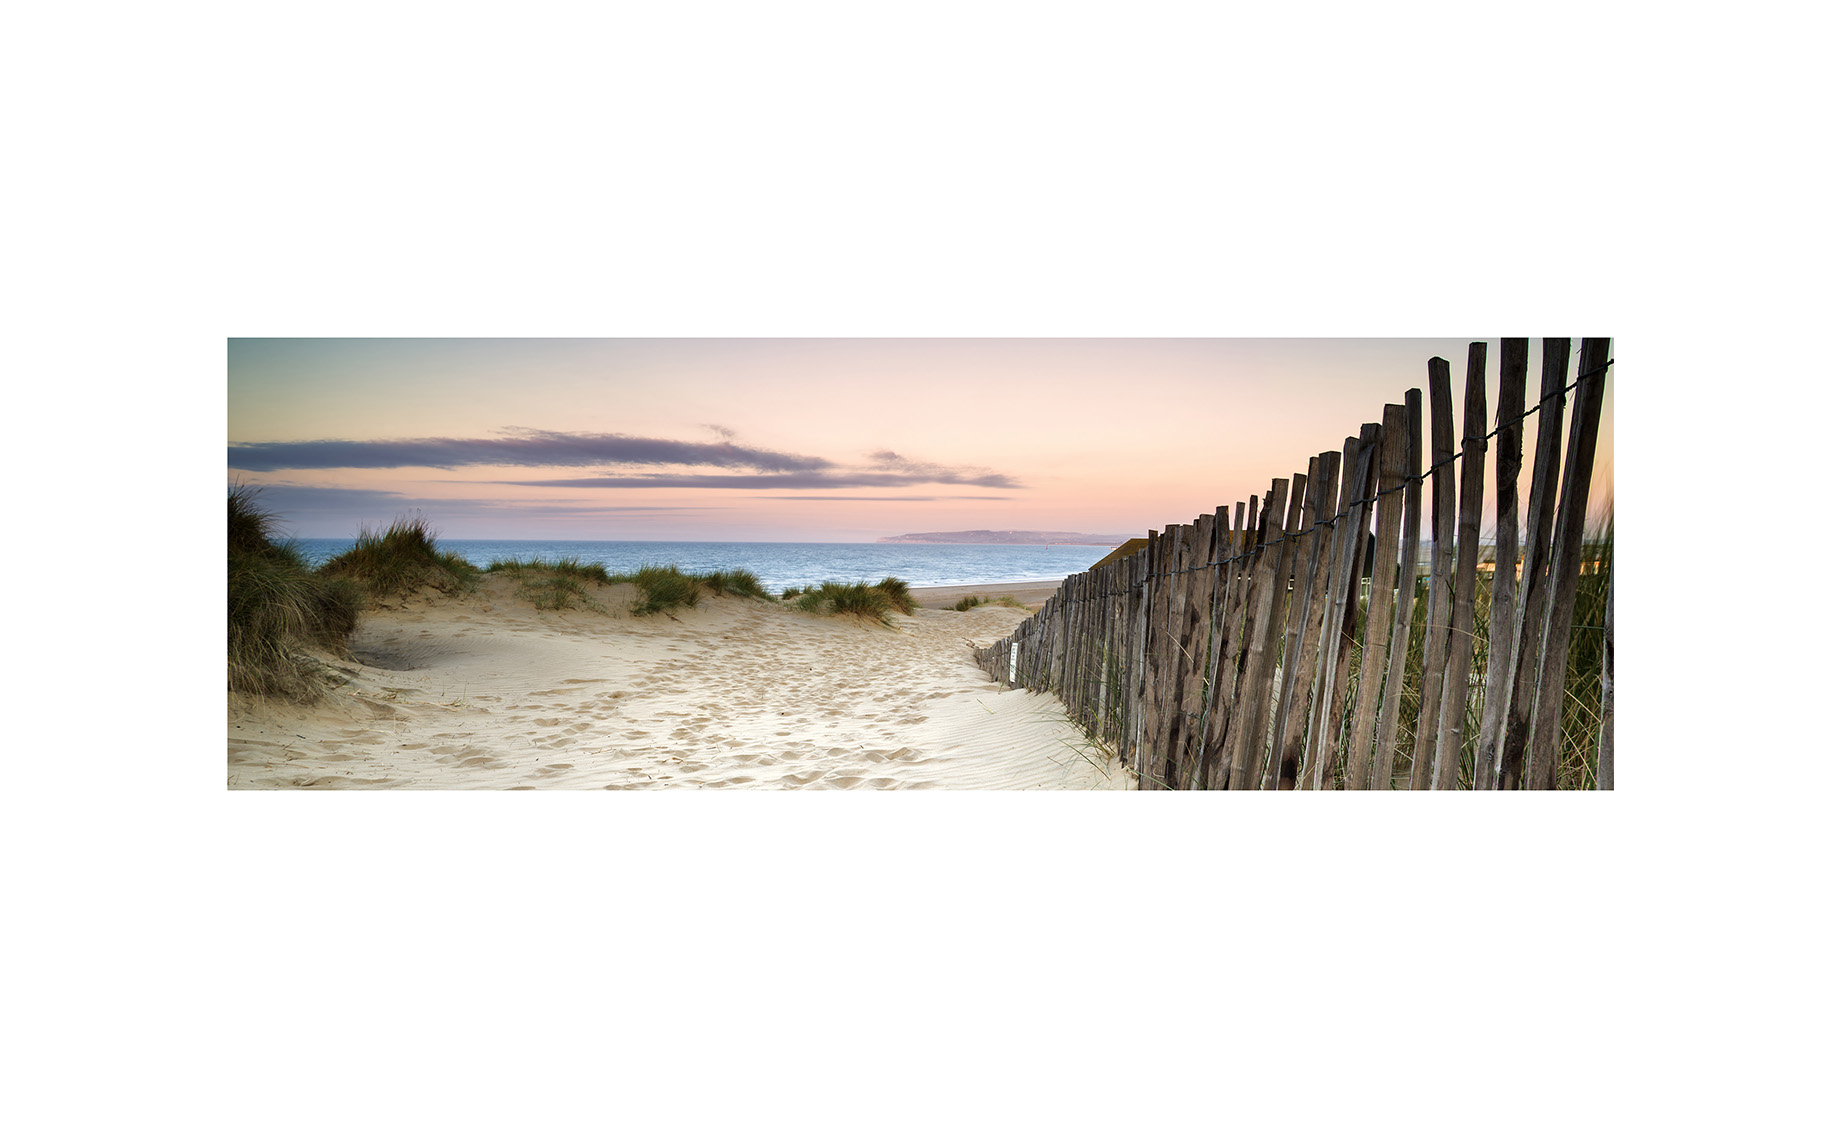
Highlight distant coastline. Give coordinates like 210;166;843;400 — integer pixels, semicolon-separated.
876;530;1130;546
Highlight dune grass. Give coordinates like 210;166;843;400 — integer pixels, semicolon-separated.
1322;507;1614;790
320;514;480;601
485;557;615;611
789;578;920;626
954;593;1030;611
485;556;613;584
227;486;365;700
874;576;919;616
695;568;773;601
482;559;771;615
560;564;773;616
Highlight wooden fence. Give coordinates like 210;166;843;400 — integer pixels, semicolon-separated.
974;338;1613;790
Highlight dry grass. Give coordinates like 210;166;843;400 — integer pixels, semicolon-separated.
227;486;365;700
320;514;479;602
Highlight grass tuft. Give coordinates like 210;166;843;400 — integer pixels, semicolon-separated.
320;514;479;601
227;486;365;700
611;564;702;617
788;579;920;627
697;568;772;601
874;576;919;616
486;557;615;611
519;575;606;612
954;593;1029;611
486;556;613;584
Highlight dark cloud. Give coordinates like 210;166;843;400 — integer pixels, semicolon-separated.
227;428;834;473
863;450;1018;487
506;470;1020;490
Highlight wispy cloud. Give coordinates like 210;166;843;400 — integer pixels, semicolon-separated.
227;482;727;521
506;470;1020;490
228;430;1022;489
227;428;834;473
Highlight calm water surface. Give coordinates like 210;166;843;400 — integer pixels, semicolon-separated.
292;539;1117;595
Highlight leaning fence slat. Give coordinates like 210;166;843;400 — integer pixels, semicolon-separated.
1137;528;1172;786
1409;361;1458;790
1167;516;1214;788
1373;388;1424;788
1152;524;1187;788
1191;505;1236;787
1302;440;1360;789
1266;466;1324;789
1200;499;1253;788
1225;479;1290;789
1313;426;1379;788
1210;491;1271;788
1596;559;1613;790
1303;441;1354;788
1162;522;1207;791
1126;535;1151;777
1431;343;1490;790
1526;338;1611;789
1128;530;1157;782
1343;405;1407;789
1492;340;1571;790
1473;339;1529;788
1253;478;1308;788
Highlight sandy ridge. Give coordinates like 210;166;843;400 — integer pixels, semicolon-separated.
228;576;1133;790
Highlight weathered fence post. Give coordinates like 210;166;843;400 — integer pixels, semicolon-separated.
1271;455;1338;788
1409;360;1458;789
1343;404;1408;789
1597;560;1613;790
1225;480;1291;789
1493;339;1571;790
1526;338;1611;789
1373;388;1424;789
1303;432;1376;790
1431;342;1490;790
1473;340;1529;788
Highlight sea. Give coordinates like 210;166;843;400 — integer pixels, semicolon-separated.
291;539;1117;595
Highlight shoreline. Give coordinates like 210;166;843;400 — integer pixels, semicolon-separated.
908;580;1066;611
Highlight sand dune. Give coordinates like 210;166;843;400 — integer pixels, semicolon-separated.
228;576;1133;790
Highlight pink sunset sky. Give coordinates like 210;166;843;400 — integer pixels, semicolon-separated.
227;337;1613;542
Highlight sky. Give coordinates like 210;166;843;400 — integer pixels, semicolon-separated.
228;337;1613;543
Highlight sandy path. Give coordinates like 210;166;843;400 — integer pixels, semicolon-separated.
228;576;1133;790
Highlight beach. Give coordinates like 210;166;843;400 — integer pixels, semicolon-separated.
228;576;1130;789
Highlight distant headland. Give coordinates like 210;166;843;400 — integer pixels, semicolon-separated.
876;530;1131;546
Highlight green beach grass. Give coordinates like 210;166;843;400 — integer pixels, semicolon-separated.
229;491;937;697
788;577;920;627
320;514;480;601
227;486;365;700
